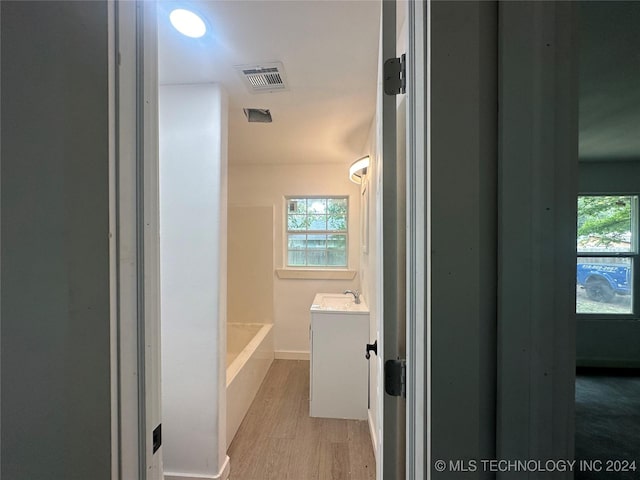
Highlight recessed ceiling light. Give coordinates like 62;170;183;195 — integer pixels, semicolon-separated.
169;9;206;38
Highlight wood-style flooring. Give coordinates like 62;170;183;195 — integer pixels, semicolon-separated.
228;360;376;480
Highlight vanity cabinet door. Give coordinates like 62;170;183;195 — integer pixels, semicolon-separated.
309;312;369;420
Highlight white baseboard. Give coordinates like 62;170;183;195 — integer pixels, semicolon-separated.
164;475;215;480
218;456;230;480
275;350;310;361
165;455;230;480
368;409;378;461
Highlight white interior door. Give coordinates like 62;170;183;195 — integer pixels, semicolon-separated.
380;1;407;478
379;2;427;479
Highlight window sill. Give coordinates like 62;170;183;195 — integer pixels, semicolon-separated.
275;269;357;280
577;315;640;322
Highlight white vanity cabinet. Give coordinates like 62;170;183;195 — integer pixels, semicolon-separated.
309;293;369;420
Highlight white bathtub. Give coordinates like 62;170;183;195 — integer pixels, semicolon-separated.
226;322;274;447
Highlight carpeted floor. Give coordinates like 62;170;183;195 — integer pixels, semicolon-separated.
575;369;640;480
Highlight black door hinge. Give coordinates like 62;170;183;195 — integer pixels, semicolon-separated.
383;53;406;96
384;359;406;397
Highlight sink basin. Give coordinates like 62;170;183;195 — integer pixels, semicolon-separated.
310;293;369;313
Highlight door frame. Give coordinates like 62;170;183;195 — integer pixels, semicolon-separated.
405;1;427;479
119;1;429;479
112;1;162;478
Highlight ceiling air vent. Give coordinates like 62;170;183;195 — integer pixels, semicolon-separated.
243;108;272;123
235;62;288;93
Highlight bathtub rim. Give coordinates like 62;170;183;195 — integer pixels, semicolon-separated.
226;322;273;387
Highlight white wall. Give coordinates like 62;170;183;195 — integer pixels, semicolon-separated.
498;2;577;468
227;206;274;324
431;2;499;474
160;84;229;478
228;163;361;357
1;3;113;478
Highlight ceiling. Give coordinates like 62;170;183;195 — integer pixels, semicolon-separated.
579;2;640;161
158;0;381;166
158;2;639;165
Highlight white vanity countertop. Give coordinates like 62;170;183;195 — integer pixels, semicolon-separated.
310;293;369;314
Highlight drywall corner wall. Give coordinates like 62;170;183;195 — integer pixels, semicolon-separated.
432;1;498;473
227;163;361;356
227;206;274;324
1;2;112;479
160;83;229;477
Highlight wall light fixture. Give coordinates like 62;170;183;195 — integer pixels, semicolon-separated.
349;156;370;184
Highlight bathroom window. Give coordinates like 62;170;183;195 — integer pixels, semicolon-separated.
286;197;348;267
577;195;638;315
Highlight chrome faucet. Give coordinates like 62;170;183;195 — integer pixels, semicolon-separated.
344;289;361;304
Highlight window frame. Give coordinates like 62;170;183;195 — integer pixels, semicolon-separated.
576;193;640;319
284;195;350;269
